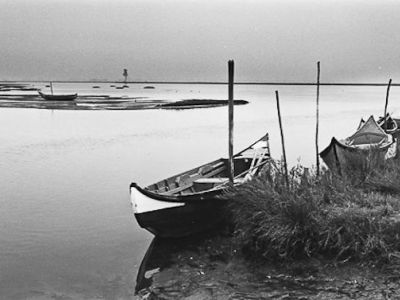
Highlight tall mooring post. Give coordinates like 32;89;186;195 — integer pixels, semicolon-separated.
228;60;235;183
315;61;321;177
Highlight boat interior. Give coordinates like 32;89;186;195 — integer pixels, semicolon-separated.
348;132;386;146
146;144;270;196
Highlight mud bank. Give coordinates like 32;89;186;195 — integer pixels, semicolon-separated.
135;232;400;299
0;95;248;110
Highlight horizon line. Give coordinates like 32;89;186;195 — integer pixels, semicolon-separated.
0;80;397;86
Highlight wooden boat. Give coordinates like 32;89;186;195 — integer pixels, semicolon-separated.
320;115;396;172
38;91;78;101
130;133;271;238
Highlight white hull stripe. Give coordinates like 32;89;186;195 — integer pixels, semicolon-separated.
130;187;184;214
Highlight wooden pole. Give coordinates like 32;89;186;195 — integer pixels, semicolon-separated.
315;61;321;177
383;78;392;131
50;82;54;95
275;90;289;186
228;60;234;183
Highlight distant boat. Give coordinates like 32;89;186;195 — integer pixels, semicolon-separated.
38;91;78;101
144;86;155;89
130;133;271;238
320;115;396;172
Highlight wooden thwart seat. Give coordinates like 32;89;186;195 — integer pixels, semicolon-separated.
194;177;245;185
160;162;227;195
194;177;229;184
199;161;226;176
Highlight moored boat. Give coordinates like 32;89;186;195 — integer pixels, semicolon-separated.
130;133;271;238
320;115;396;172
38;91;78;101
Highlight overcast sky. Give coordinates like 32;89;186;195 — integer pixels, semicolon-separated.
1;0;399;82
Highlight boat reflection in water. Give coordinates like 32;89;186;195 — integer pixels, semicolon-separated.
136;237;187;295
135;238;161;294
135;230;231;296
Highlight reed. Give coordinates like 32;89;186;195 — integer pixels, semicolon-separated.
275;91;289;186
224;158;400;262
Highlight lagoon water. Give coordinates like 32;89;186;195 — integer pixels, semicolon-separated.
1;83;400;299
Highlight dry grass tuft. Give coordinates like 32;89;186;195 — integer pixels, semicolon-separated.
224;158;400;262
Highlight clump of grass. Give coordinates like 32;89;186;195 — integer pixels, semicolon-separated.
362;158;400;194
223;159;400;262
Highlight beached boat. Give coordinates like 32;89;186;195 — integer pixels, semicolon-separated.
320;115;396;172
130;133;271;238
38;91;78;101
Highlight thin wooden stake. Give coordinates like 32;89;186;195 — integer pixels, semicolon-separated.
315;61;321;177
275;90;289;186
383;78;392;131
228;60;235;183
50;82;54;95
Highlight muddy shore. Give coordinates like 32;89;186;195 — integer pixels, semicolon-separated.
0;95;248;110
135;231;400;299
0;83;249;110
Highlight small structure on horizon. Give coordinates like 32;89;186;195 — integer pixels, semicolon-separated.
123;69;128;84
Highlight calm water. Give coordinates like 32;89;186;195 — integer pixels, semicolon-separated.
1;83;399;299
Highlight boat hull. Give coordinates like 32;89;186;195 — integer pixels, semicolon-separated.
130;182;227;238
135;199;225;238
